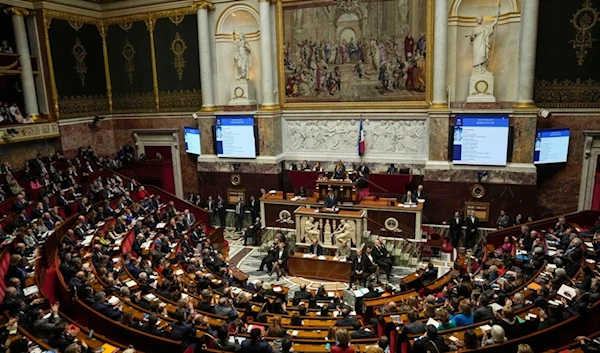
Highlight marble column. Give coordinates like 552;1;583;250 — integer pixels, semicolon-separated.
8;8;39;117
259;0;276;109
431;0;448;109
195;1;216;111
515;0;539;108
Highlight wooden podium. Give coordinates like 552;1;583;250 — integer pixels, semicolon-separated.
315;179;358;203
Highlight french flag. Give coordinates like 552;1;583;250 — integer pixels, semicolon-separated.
358;119;365;156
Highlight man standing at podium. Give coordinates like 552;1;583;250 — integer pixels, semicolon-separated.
324;189;338;208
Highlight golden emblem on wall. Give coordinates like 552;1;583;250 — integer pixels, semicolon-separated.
122;39;136;84
68;21;83;31
470;184;486;199
119;22;133;32
570;0;598;66
71;38;88;86
230;174;242;186
169;15;185;26
170;33;187;81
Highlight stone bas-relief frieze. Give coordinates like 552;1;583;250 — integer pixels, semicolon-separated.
284;119;427;155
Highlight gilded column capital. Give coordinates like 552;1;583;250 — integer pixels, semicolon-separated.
4;7;30;17
193;0;215;11
144;17;157;32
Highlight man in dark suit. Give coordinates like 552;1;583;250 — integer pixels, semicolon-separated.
363;245;380;283
324;189;338;208
206;196;216;225
465;210;480;249
335;308;354;327
401;191;417;205
245;217;261;246
182;209;196;228
496;210;510;229
386;164;398;174
32;202;45;219
372;239;394;281
357;161;370;189
413;184;426;200
216;195;226;227
241;329;272;353
422;262;438;283
141;314;164;337
234;197;244;232
78;197;91;214
350;320;376;339
473;296;494;323
12;195;26;213
293;284;312;300
349;249;366;288
247;195;260;222
412;325;449;353
445;211;464;249
308;238;324;256
91;291;123;321
402;310;427;335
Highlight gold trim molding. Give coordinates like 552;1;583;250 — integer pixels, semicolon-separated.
4;7;30;17
193;0;216;11
535;78;600;108
59;95;110;118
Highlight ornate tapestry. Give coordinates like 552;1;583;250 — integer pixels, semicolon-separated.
154;15;202;112
106;21;155;113
280;0;429;104
535;0;600;107
47;19;109;118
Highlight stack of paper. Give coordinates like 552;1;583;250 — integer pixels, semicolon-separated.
108;296;120;305
426;318;440;328
23;285;39;297
479;324;492;332
557;284;577;300
125;280;137;288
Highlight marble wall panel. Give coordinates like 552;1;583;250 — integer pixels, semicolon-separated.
59;121;116;158
1;139;56;168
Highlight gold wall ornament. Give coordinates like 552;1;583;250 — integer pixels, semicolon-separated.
230;174;242;186
97;23;113;113
145;16;160;112
570;0;599;66
193;0;216;11
72;38;88;86
68;21;84;31
4;7;30;17
534;78;600;108
170;33;187;80
470;184;486;199
119;22;133;31
169;15;185;25
122;40;136;84
158;89;202;112
59;94;110;118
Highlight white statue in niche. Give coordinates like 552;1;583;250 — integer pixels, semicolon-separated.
467;7;500;75
233;31;251;82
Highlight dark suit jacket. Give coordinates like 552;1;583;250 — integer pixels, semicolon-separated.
449;218;463;234
308;244;324;256
413;189;426;200
92;302;122;321
274;249;289;267
351;328;375;339
357;165;370;177
248;200;260;217
32;208;44;219
324;194;338;208
240;340;272;353
402;321;426;335
294;290;312;300
372;245;390;262
466;216;480;233
351;255;366;273
336;317;354;327
473;306;494;323
401;194;417;204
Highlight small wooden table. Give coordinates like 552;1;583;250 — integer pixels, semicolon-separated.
288;253;352;282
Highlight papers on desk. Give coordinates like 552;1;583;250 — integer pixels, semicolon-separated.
390;315;402;324
137;216;145;221
426;318;440;328
546;263;557;270
290;196;305;201
585;241;594;249
587;259;597;264
333;256;347;262
333;311;339;317
112;257;120;263
125;280;137;288
23;285;39;297
96;221;106;227
7;322;17;335
328;291;335;297
156;222;166;229
548;299;563;307
557;284;577;300
479;324;492;332
269;190;277;194
303;254;316;258
317;255;327;260
516;249;528;256
352;288;370;298
81;235;94;246
291;330;299;336
525;313;537;320
489;303;503;312
273;286;282;293
448;336;460;342
174;269;184;276
548;250;557;256
144;294;157;301
108;296;120;306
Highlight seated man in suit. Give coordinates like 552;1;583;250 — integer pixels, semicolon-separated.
363;245;380;283
422;262;438;283
336;240;351;259
294;284;313;300
271;241;288;280
413;184;426;201
335;308;354;327
91;291;123;321
349;248;366;288
350;320;376;339
308;238;324;256
241;328;272;353
372;239;394;281
401;191;417;205
245;217;261;246
324;189;338;209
